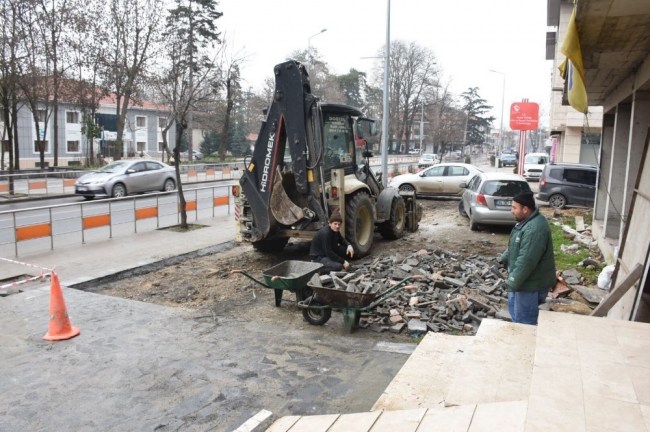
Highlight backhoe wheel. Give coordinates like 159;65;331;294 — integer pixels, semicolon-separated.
345;192;375;257
379;196;406;240
252;237;289;253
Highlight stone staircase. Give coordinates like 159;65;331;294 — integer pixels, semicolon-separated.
263;311;650;431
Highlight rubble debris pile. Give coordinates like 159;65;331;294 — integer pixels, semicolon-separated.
311;249;512;336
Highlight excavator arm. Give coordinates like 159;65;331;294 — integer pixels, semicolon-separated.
239;60;325;242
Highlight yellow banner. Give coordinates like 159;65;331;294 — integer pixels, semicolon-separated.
559;8;588;113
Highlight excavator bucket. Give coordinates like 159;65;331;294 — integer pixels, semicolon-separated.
270;168;305;225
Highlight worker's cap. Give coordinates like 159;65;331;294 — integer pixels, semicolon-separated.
329;209;342;223
513;191;536;210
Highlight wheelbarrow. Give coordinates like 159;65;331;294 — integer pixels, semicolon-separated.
231;260;323;307
298;277;416;333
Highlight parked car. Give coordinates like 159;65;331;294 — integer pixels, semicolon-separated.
389;162;482;197
499;153;517;167
522;152;549;180
180;150;203;160
537;163;598;209
417;153;440;168
75;160;176;199
459;171;532;230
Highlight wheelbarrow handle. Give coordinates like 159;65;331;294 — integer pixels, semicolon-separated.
231;269;271;289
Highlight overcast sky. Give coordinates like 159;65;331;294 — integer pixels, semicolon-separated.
218;0;553;129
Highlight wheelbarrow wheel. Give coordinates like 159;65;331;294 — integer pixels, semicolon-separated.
302;301;332;326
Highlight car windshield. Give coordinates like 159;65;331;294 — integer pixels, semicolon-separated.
525;155;548;164
502;154;516;159
97;161;130;174
483;180;531;197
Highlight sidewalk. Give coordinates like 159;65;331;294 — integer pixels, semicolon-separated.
0;214;236;288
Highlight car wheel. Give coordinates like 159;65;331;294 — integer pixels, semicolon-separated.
548;193;567;209
469;212;479;231
458;200;468;217
111;183;127;198
163;178;176;192
398;184;416;194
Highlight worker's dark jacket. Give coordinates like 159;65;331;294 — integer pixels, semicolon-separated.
309;225;350;264
500;209;556;292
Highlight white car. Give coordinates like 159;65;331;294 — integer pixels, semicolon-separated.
417;153;440;168
389;163;482;197
523;152;549;180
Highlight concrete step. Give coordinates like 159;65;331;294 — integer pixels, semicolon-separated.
372;332;474;411
444;318;537;406
373;318;537;411
265;400;528;432
524;310;650;432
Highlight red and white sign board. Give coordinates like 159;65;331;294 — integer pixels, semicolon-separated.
510;102;539;131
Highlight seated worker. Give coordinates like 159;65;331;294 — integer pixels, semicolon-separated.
309;209;354;273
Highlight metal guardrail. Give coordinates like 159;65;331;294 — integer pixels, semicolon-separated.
0;185;233;257
0;164;245;199
0;157;426;199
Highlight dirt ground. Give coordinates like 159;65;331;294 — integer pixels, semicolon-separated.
97;199;581;338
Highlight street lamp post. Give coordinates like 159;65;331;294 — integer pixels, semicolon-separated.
489;69;506;157
380;0;390;186
307;28;327;50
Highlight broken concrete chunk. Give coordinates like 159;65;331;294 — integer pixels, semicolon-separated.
407;319;427;333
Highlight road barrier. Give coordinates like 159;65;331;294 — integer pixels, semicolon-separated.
0;185;233;257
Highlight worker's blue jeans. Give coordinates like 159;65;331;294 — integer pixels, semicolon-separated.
314;256;343;274
508;290;548;325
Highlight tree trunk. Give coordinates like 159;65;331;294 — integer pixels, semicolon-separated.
219;77;233;161
175;122;188;229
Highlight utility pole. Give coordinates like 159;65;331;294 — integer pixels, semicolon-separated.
380;0;391;186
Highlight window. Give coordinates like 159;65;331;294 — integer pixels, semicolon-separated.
145;161;163;171
1;140;9;152
158;142;165;151
158;117;167;128
33;140;49;152
564;168;597;186
424;166;445;177
137;141;146;152
549;168;563;180
467;175;481;191
136;116;146;128
446;166;469;176
36;110;47;122
484;181;530;197
66;111;79;124
67;140;80;152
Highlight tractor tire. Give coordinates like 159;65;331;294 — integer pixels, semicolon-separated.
379;195;406;240
345;192;375;257
252;237;289;253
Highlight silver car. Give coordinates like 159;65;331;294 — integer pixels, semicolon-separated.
75;160;176;199
389;163;482;197
459;171;531;230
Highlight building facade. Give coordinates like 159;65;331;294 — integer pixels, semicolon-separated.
2;95;173;169
547;0;650;321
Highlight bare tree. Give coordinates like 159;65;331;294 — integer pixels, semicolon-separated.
382;40;440;154
100;0;164;159
153;0;222;229
0;0;28;175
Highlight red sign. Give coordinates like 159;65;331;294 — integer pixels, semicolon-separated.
509;102;539;131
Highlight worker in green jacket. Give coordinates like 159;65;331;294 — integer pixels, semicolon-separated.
499;191;556;325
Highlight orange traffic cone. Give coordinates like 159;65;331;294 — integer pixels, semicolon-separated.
43;271;80;341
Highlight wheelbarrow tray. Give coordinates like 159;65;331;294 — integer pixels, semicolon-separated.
262;260;324;290
307;283;377;309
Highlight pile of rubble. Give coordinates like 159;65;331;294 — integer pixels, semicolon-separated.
310;247;608;336
311;249;511;335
